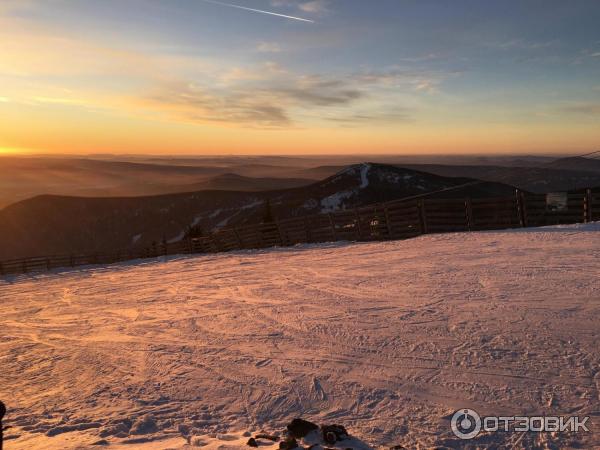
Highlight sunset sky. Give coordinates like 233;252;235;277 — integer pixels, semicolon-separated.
1;0;599;155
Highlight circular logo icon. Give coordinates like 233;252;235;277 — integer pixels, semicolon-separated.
451;408;481;440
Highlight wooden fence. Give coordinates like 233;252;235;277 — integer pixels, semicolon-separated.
1;189;598;276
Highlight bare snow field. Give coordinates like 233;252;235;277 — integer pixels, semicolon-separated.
1;224;599;449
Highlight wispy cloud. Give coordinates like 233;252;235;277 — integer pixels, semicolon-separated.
325;108;413;126
201;0;314;23
142;80;292;128
491;39;558;51
132;58;446;129
560;103;600;115
350;68;457;93
276;75;363;106
298;1;329;14
0;6;439;131
139;71;368;128
271;0;329;16
256;41;282;53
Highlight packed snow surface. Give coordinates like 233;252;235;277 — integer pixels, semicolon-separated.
1;223;599;449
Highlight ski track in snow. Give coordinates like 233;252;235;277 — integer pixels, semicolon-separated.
1;224;599;449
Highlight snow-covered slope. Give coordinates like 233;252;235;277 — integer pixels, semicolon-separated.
1;224;599;449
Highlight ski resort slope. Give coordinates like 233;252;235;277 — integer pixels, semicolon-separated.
1;224;599;449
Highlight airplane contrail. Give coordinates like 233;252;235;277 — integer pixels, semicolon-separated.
201;0;315;23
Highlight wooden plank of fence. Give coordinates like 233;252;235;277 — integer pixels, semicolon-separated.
417;200;427;234
274;221;285;246
304;217;312;243
328;214;337;241
517;190;528;227
465;198;473;231
383;205;393;238
585;189;593;223
592;192;600;221
354;209;362;240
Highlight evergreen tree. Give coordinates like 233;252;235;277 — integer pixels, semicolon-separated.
185;223;204;239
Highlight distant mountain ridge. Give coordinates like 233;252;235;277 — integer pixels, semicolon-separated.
180;173;314;192
0;156;324;209
401;160;600;193
0;163;519;260
3;154;598;209
544;156;600;174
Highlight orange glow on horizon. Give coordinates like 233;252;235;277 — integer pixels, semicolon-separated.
0;146;33;155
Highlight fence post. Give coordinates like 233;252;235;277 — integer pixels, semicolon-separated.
202;237;212;252
465;198;473;231
354;209;363;240
22;260;27;274
304;217;312;243
516;189;528;227
211;233;223;252
0;262;3;276
585;188;593;223
274;220;285;246
417;200;428;234
257;225;266;248
383;205;393;239
328;214;337;241
46;258;51;271
232;227;244;248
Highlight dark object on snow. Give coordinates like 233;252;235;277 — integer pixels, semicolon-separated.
322;424;349;444
389;446;408;450
279;437;299;450
256;433;279;441
129;415;158;435
287;418;319;438
0;400;6;450
177;423;190;436
247;437;259;447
